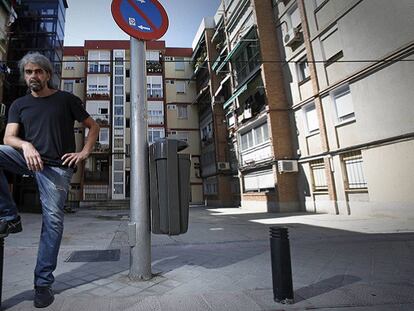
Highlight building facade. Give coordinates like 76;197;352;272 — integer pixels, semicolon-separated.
61;41;201;204
192;0;300;211
272;0;414;216
164;47;203;204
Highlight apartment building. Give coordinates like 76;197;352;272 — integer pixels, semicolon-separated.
272;0;414;216
191;17;240;207
164;47;203;204
62;40;201;204
192;0;300;211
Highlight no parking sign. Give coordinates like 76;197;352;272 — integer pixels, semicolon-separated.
111;0;169;40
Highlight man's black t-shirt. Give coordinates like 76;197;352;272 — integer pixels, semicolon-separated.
7;90;90;166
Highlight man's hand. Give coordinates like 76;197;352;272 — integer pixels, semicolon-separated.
61;151;89;168
22;142;44;171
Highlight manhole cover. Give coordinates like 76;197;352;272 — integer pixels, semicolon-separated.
65;249;120;262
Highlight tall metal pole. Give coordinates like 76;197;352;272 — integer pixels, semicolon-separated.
129;37;151;280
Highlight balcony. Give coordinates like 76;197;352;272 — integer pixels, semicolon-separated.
147;61;162;73
147;90;163;99
93;142;110;153
84;171;109;183
90;114;109;126
148;115;164;125
86;91;110;100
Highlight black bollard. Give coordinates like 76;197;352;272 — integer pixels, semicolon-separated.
269;226;294;304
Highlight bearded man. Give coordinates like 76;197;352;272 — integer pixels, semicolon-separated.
0;52;99;308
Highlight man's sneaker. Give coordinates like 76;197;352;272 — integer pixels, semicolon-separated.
34;286;54;308
0;215;22;235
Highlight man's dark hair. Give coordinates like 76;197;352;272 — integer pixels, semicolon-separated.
18;52;55;89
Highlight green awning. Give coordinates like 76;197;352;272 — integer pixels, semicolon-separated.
215;25;256;73
222;68;262;109
215;40;243;73
223;84;248;109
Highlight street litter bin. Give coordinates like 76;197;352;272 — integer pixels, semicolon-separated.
149;138;191;235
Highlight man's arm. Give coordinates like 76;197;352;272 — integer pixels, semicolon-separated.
4;123;44;171
61;117;100;167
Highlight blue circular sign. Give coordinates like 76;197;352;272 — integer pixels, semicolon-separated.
111;0;169;41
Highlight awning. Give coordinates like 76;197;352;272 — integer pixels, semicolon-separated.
222;68;261;109
223;84;248;109
215;25;256;73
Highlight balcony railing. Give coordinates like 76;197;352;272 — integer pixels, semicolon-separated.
86;92;110;100
147;61;163;73
147;90;163;98
148;115;164;125
93;142;110;153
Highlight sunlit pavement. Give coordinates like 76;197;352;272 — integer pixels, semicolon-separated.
2;206;414;310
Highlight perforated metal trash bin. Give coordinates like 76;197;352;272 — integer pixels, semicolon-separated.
149;138;191;235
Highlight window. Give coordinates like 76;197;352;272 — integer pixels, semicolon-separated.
114;138;124;148
88;50;110;73
177;105;188;119
342;152;367;190
204;177;218;195
310;159;327;191
114;161;124;171
115;86;124;95
288;5;301;30
176;81;186;94
98;108;108;115
63;80;74;93
99;128;109;145
114;117;124;126
115;67;123;75
175;57;185;71
243;169;274;192
233;36;261;84
114;129;124;137
303;103;319;134
146;51;160;61
297;57;310;82
148;128;165;143
114;96;124;105
240;123;269;151
115;76;124;85
114;107;124;116
332;86;355;123
147;76;163;98
87;76;109;93
114;172;123;183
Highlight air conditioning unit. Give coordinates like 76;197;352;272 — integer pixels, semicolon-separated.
217;162;230;171
278;160;298;173
284;27;301;47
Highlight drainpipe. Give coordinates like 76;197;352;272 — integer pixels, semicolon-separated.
298;0;339;214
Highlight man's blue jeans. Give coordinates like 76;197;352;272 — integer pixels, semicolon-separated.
0;145;73;287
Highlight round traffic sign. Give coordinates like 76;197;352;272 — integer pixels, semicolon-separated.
111;0;169;41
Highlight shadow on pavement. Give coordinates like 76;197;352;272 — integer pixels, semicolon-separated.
294;274;361;302
2;208;414;310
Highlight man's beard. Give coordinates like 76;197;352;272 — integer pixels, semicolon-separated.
29;80;45;92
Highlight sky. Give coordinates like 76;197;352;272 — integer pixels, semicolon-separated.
64;0;221;48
